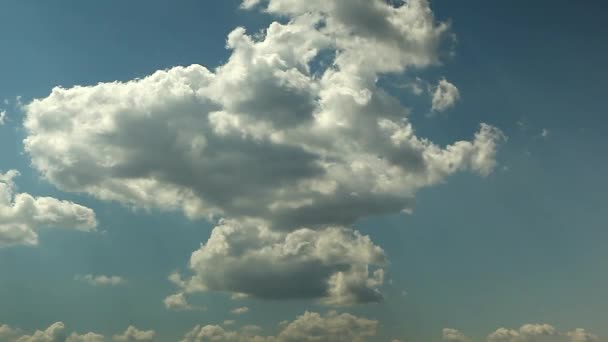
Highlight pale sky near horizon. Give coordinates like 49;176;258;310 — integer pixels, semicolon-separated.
1;1;607;341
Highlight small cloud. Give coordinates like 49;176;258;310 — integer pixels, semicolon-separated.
541;128;550;138
0;110;6;125
401;290;408;297
75;274;126;287
164;293;190;311
516;118;528;131
230;292;249;300
240;0;261;9
112;326;155;342
431;78;460;112
163;292;204;312
223;320;235;326
231;307;250;315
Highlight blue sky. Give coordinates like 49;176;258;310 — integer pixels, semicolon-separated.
1;1;607;341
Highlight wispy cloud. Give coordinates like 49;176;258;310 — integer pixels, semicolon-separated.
75;274;126;287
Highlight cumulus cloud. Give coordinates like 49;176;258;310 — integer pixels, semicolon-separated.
0;323;160;342
487;324;558;342
0;170;97;248
182;310;377;342
112;326;155;342
443;328;471;342
568;329;599;342
75;274;126;287
163;292;204;312
447;324;602;342
0;110;6;125
432;78;460;112
231;307;250;315
12;322;66;342
174;220;386;306
0;324;21;341
22;0;504;303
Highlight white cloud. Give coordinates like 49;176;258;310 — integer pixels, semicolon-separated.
0;110;6;125
488;324;558;342
182;310;377;342
175;220;386;306
0;170;97;248
112;326;156;342
14;322;66;342
231;307;250;315
75;274;126;287
66;332;105;342
23;0;504;303
447;324;602;342
568;329;599;342
432;78;460;112
0;323;158;342
443;328;471;342
240;0;261;9
0;324;21;341
163;292;202;312
541;128;550;138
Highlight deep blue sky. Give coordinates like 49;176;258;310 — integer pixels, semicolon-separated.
1;1;607;341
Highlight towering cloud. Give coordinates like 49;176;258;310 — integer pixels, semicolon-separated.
0;170;97;248
22;0;504;303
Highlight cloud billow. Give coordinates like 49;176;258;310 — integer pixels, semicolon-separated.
22;0;504;305
0;170;97;248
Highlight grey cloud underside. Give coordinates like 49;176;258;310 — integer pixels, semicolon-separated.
23;0;504;304
174;220;385;305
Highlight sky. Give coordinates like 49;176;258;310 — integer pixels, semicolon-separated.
0;0;607;341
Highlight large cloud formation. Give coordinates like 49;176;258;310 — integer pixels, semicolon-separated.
182;310;377;342
0;170;97;248
22;0;504;304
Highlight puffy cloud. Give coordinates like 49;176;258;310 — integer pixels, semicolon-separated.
432;78;460;112
438;325;604;342
14;322;66;342
0;324;20;341
568;329;599;342
23;0;504;303
276;311;377;342
75;274;126;287
182;310;377;342
443;328;471;342
163;292;204;312
0;323;158;342
23;1;501;230
0;110;6;125
0;170;97;248
487;324;557;342
231;307;249;315
112;326;155;342
175;220;386;305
